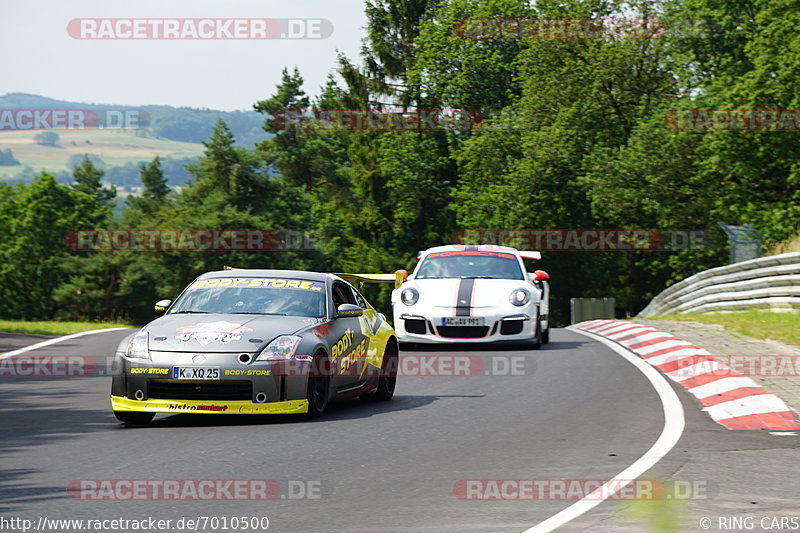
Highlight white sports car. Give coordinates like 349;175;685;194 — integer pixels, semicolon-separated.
391;245;550;348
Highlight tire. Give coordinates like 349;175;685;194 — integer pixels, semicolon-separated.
306;352;331;419
541;321;550;344
114;411;155;425
366;339;398;402
529;319;542;350
399;341;418;352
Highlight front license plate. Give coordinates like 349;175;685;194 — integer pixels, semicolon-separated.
442;317;485;326
172;367;220;380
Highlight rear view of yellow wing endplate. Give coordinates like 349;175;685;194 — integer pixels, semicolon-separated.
332;271;408;290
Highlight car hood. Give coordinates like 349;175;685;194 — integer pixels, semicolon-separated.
143;313;320;352
409;278;537;308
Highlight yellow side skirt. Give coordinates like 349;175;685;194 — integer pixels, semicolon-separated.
111;396;308;415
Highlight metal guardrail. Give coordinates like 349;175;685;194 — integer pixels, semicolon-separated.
638;252;800;317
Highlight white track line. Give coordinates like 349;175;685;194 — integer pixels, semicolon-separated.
523;328;685;533
0;328;129;359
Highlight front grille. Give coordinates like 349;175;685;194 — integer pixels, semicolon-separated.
147;380;252;401
436;326;490;338
500;320;524;335
404;318;428;334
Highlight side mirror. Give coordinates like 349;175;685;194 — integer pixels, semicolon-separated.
154;299;172;314
337;303;363;318
532;270;550;282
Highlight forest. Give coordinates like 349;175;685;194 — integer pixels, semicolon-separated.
0;0;797;326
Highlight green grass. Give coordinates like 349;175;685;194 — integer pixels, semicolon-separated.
648;310;800;348
0;128;205;179
766;232;800;255
0;319;135;336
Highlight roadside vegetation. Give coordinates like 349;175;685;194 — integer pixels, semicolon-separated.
0;0;798;327
766;233;800;256
0;319;133;336
650;311;800;349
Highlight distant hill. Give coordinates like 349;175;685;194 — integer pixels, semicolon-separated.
0;93;273;187
0;93;272;146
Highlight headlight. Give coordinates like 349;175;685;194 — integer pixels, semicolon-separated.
256;335;302;361
509;288;531;306
125;331;150;359
401;287;419;306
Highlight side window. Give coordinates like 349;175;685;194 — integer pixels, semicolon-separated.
352;288;366;308
332;283;356;308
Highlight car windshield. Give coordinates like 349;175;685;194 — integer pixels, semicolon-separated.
169;277;327;317
415;251;524;280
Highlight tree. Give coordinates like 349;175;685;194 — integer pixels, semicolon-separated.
34;131;59;146
140;156;170;200
0;149;20;166
407;0;533;111
71;154;116;210
68;153;105;170
0;173;107;319
362;0;443;107
185;119;272;208
255;71;350;193
663;0;800;246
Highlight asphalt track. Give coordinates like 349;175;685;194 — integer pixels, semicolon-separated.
1;328;798;533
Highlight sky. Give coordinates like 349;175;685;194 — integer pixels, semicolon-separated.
0;0;369;111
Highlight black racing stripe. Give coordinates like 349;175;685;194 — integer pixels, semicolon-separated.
455;278;475;316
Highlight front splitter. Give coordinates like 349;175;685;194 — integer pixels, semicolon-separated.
111;396;308;414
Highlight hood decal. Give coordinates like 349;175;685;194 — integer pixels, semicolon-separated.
455;278;476;317
175;321;254;346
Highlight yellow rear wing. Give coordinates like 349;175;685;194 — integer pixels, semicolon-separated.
333;270;408;290
221;266;409;289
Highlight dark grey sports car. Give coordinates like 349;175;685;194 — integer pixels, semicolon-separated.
111;269;398;424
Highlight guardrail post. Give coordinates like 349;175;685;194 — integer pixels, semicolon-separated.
571;297;616;324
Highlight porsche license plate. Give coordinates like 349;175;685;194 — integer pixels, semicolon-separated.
172;367;220;380
441;317;485;326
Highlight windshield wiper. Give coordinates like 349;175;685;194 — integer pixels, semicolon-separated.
172;310;211;314
230;312;287;316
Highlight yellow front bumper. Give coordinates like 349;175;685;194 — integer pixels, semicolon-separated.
111;396;308;415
